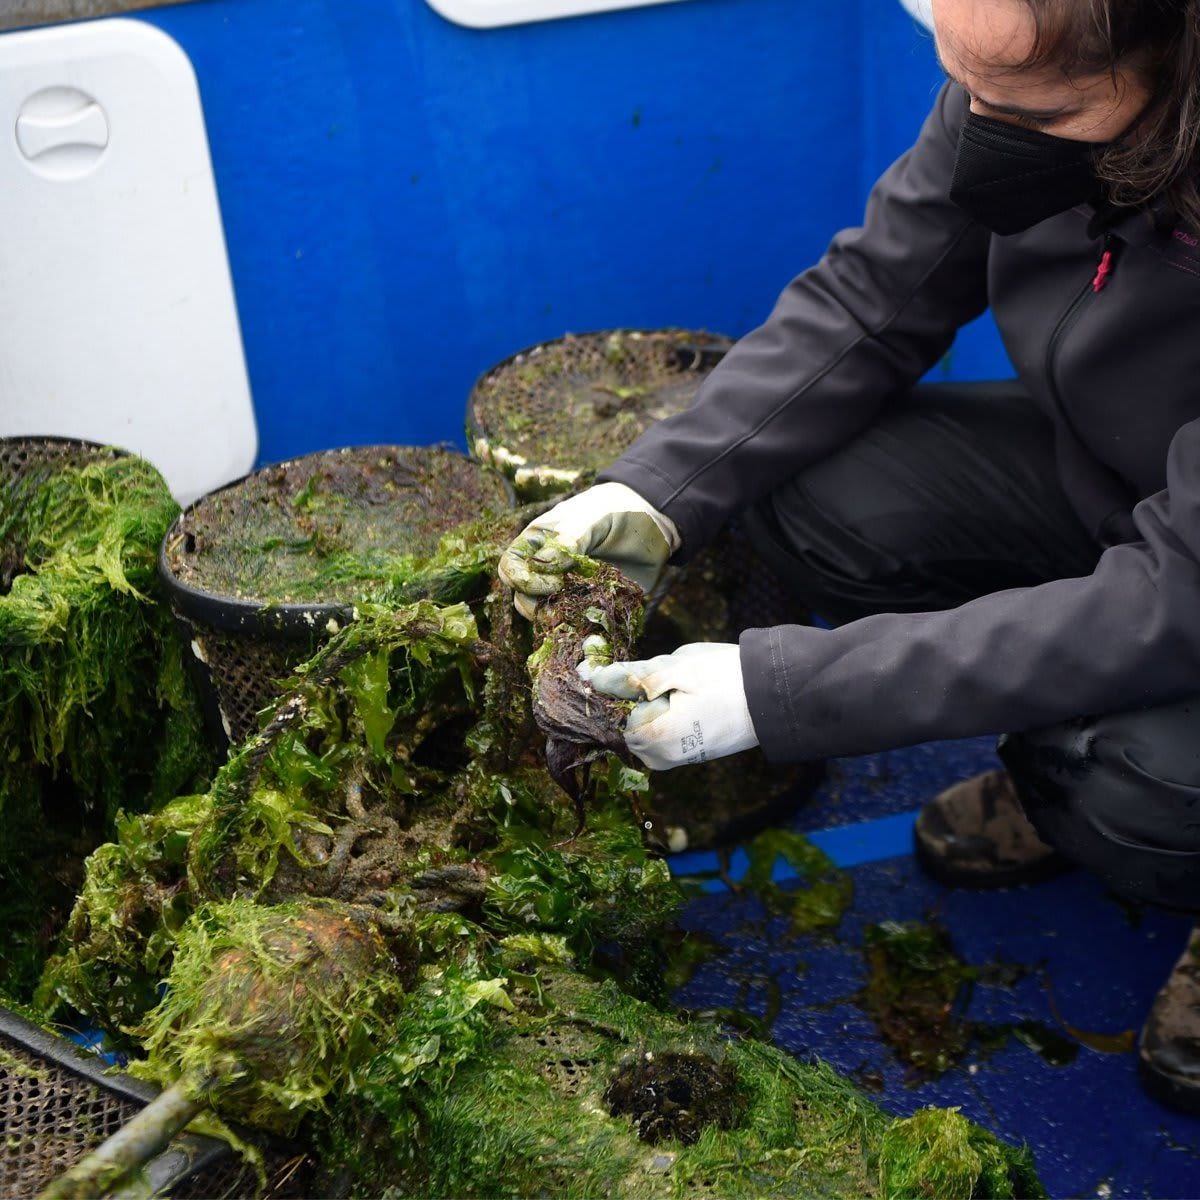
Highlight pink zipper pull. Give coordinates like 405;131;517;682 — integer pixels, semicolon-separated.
1092;246;1114;293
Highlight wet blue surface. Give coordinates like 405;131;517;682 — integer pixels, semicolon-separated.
672;738;1200;1200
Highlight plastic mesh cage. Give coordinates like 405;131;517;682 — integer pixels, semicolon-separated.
0;1007;312;1199
467;328;733;499
159;445;514;754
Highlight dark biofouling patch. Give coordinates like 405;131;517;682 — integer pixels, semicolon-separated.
603;1050;742;1145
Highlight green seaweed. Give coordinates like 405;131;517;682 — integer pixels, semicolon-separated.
37;793;211;1031
862;920;975;1077
741;828;854;934
879;1107;1045;1200
41;594;679;1039
329;967;1040;1200
861;920;1090;1079
0;454;211;818
0;453;213;1002
21;456;1043;1198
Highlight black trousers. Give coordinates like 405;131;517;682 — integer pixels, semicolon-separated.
743;381;1200;913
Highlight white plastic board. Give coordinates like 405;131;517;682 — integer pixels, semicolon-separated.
429;0;934;34
426;0;690;29
0;18;256;505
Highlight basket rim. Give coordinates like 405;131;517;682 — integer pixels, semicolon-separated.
0;1005;158;1107
158;443;513;636
464;326;734;467
0;433;124;450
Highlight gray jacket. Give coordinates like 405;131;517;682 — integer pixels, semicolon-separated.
601;82;1200;762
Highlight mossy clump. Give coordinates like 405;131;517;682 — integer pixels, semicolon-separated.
0;450;212;1002
129;898;416;1135
878;1107;1045;1200
528;556;643;821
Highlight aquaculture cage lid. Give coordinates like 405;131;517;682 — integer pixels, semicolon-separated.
159;536;357;638
159;444;515;637
467;328;732;484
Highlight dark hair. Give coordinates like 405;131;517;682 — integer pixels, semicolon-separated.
1016;1;1200;232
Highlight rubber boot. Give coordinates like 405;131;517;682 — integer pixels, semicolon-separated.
1139;926;1200;1116
913;768;1067;889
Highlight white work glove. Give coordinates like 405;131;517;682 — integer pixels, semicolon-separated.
498;482;680;620
577;643;758;771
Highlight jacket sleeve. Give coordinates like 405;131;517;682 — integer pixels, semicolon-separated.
599;82;990;558
741;413;1200;760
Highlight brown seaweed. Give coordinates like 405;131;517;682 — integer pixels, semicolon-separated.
528;563;642;834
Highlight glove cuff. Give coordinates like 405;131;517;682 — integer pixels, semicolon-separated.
588;482;682;555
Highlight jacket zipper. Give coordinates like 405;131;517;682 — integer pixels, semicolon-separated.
1044;236;1120;426
1092;243;1115;292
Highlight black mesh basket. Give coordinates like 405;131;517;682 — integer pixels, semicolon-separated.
159;445;514;754
467;328;733;499
466;335;823;851
0;1007;312;1199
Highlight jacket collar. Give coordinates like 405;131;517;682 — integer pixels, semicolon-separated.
1085;194;1176;245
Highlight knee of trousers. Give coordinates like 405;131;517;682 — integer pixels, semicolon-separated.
740;492;913;625
999;702;1200;913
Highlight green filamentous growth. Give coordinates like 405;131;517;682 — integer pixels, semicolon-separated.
0;451;213;1003
325;967;1045;1200
879;1108;1045;1200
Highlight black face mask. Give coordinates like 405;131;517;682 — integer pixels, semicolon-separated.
950;111;1106;235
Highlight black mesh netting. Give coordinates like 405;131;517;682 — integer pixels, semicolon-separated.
0;1010;312;1199
0;1034;141;1197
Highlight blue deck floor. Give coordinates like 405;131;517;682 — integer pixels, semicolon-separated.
670;738;1200;1199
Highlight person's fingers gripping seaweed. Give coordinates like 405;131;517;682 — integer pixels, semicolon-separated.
497;482;680;619
577;642;759;771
